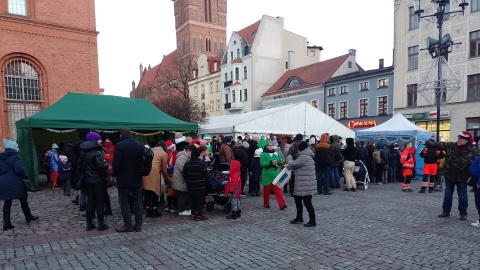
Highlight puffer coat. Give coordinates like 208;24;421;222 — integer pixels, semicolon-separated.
0;149;28;200
287;147;316;196
78;141;109;186
173;149;189;192
48;149;61;173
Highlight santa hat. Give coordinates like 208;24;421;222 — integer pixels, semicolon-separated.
458;131;473;142
191;139;201;145
166;140;175;149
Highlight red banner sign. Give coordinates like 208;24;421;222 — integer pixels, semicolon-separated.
348;120;377;129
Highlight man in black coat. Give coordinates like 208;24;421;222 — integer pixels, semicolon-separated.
112;129;144;232
183;147;209;221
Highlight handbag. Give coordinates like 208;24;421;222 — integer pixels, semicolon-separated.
272;167;292;188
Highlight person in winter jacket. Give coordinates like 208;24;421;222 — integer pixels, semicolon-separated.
173;144;195;217
112;129;145;233
183;147;209;221
355;141;367;164
341;138;358;191
287;141;317;227
380;144;390;184
78;132;110;231
1;139;39;231
330;135;342;188
286;133;304;195
143;141;169;218
374;143;388;184
388;144;401;183
219;136;234;164
225;159;242;219
249;148;263;196
366;142;375;182
59;155;72;196
233;142;249;195
468;155;480;227
261;141;287;210
419;139;445;193
422;131;478;221
48;143;62;188
315;133;333;195
165;140;177;212
400;142;415;192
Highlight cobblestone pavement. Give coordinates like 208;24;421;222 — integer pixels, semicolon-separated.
1;180;479;270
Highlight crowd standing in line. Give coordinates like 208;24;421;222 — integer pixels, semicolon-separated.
3;128;480;232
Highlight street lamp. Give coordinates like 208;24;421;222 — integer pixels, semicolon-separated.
413;0;468;142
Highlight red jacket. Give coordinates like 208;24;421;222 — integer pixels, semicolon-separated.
225;160;241;198
400;148;415;169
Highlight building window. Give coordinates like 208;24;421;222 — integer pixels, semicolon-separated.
468;73;480;100
216;100;220;110
311;100;319;109
409;6;419;30
359;99;368;117
340;101;347;119
194;87;198;97
328;103;336;118
348;61;352;68
225;94;228;103
230;52;233;62
473;0;480;12
232;90;235;102
210;82;213;93
470;30;480;58
230;71;233;80
235;67;239;80
210;101;214;112
8;0;26;16
244;89;247;101
3;58;42;139
239;90;242;101
201;66;205;76
201;85;205;99
340;86;348;94
378;78;388;88
408;46;419;70
416;120;450;142
328;87;335;96
237;49;240;58
216;80;219;91
407;84;417;107
224;73;227;82
378;96;388;115
244;67;247;79
359;82;369;91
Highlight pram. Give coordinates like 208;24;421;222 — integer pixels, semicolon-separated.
205;163;232;214
353;160;370;190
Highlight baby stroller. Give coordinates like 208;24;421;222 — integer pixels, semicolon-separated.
353;160;370;190
205;163;232;214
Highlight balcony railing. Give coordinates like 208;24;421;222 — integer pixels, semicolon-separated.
224;103;231;109
201;94;205;99
223;80;232;88
224;102;243;111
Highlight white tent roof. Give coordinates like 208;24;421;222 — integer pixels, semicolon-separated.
355;113;431;137
200;102;355;138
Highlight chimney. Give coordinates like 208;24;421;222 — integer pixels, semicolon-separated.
139;64;143;78
379;58;384;69
132;80;136;91
348;49;356;56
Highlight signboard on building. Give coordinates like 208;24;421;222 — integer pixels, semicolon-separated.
404;111;450;120
273;90;309;100
348;120;377;129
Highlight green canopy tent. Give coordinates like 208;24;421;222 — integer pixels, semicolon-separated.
16;92;198;190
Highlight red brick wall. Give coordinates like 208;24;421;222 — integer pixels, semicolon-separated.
0;0;99;139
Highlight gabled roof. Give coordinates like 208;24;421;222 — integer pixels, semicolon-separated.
262;54;350;97
136;50;179;90
236;20;261;45
232;58;243;64
207;52;224;73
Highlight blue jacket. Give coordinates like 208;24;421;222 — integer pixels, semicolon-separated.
48;149;61;173
0;149;28;201
469;156;480;185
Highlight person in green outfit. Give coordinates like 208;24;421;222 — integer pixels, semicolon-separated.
260;141;287;210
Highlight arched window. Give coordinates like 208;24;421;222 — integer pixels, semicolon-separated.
235;67;239;80
3;58;42;139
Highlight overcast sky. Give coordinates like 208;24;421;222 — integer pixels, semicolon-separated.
95;0;394;97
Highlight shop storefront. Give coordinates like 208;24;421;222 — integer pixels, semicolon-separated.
339;115;392;132
467;117;480;139
404;111;451;141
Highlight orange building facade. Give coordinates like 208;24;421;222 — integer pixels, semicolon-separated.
0;0;100;139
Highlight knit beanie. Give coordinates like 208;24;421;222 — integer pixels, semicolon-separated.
86;132;101;142
298;141;309;152
3;139;18;150
294;133;303;142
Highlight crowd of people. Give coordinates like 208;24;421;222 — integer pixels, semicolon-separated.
1;129;480;232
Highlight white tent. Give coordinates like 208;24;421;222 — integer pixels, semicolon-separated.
200;102;355;138
355;113;432;138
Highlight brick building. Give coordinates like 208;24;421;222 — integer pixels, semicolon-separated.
0;0;100;139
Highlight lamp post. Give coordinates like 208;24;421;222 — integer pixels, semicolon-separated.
413;0;468;142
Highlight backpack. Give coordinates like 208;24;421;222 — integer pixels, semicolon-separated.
139;146;154;176
373;150;381;164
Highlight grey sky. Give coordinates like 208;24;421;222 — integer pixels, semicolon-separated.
95;0;394;97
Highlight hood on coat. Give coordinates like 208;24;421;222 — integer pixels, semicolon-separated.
102;141;114;148
0;148;17;160
331;135;340;143
346;138;354;147
376;142;384;150
229;159;241;181
80;141;103;152
299;147;315;158
316;133;331;149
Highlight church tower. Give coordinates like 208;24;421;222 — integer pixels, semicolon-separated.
173;0;227;60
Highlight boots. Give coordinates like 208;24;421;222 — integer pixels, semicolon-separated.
226;211;237;220
152;208;162;217
428;187;433;193
21;204;39;223
104;207;113;216
419;187;426;193
3;220;14;231
146;208;153;217
71;194;79;204
237;210;241;218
